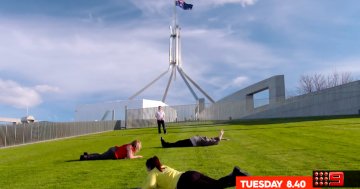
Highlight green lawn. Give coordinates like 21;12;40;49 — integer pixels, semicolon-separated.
0;117;359;189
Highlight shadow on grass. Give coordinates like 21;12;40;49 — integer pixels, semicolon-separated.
64;159;119;162
171;115;360;129
149;146;218;149
64;160;80;162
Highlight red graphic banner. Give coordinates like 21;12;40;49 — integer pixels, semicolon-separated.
236;177;314;189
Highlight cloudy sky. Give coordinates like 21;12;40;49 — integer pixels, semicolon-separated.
1;0;360;122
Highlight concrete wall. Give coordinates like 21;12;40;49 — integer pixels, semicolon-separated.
199;76;360;121
241;80;360;119
218;75;285;111
199;75;285;120
218;75;285;102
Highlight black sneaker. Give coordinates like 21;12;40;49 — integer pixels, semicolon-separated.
161;137;165;147
230;166;250;177
220;166;250;188
80;155;85;161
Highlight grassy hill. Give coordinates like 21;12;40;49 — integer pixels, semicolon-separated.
0;116;359;189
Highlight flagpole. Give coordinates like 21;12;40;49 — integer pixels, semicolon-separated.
174;0;177;28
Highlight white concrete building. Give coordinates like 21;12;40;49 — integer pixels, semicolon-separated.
75;99;177;122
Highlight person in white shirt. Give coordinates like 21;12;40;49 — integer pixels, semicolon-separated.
155;106;167;134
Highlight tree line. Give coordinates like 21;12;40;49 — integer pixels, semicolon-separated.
287;69;359;98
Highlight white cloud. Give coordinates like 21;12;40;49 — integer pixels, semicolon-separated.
212;76;250;96
232;76;249;86
181;28;285;70
206;0;258;7
34;85;62;93
0;16;282;105
0;79;43;108
208;17;218;22
312;59;360;77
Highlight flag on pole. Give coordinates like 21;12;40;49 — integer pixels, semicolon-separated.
176;0;193;10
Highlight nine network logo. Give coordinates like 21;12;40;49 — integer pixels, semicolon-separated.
313;171;360;188
313;171;343;187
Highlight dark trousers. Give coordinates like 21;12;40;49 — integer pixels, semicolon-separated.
162;138;193;148
157;120;167;134
177;171;235;189
86;147;117;160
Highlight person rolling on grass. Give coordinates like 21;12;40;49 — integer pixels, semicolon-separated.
138;156;249;189
161;129;229;148
79;140;142;161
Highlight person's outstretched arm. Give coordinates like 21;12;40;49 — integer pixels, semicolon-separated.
218;129;224;141
126;146;142;159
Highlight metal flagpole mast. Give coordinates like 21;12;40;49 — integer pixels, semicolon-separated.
174;0;177;28
174;0;177;81
129;0;215;104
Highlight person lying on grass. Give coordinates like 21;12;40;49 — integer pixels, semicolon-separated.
79;140;142;161
161;129;229;148
138;156;249;189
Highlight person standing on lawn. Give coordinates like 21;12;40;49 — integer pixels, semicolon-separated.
155;106;167;135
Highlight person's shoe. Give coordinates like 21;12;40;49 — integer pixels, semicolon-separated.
220;166;249;188
83;152;88;155
159;133;161;135
229;166;250;177
161;137;165;147
161;137;169;148
80;155;85;161
165;132;168;135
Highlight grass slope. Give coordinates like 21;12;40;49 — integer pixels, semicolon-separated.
0;117;359;189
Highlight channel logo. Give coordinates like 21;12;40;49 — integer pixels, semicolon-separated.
313;171;343;187
313;171;360;188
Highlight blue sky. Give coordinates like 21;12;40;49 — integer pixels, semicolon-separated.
1;0;360;122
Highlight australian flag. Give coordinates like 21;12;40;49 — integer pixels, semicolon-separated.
176;0;193;10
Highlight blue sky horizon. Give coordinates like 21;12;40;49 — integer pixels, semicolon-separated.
1;0;360;122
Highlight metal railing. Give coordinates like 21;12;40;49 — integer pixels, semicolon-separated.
0;120;123;149
125;90;360;128
3;86;360;148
